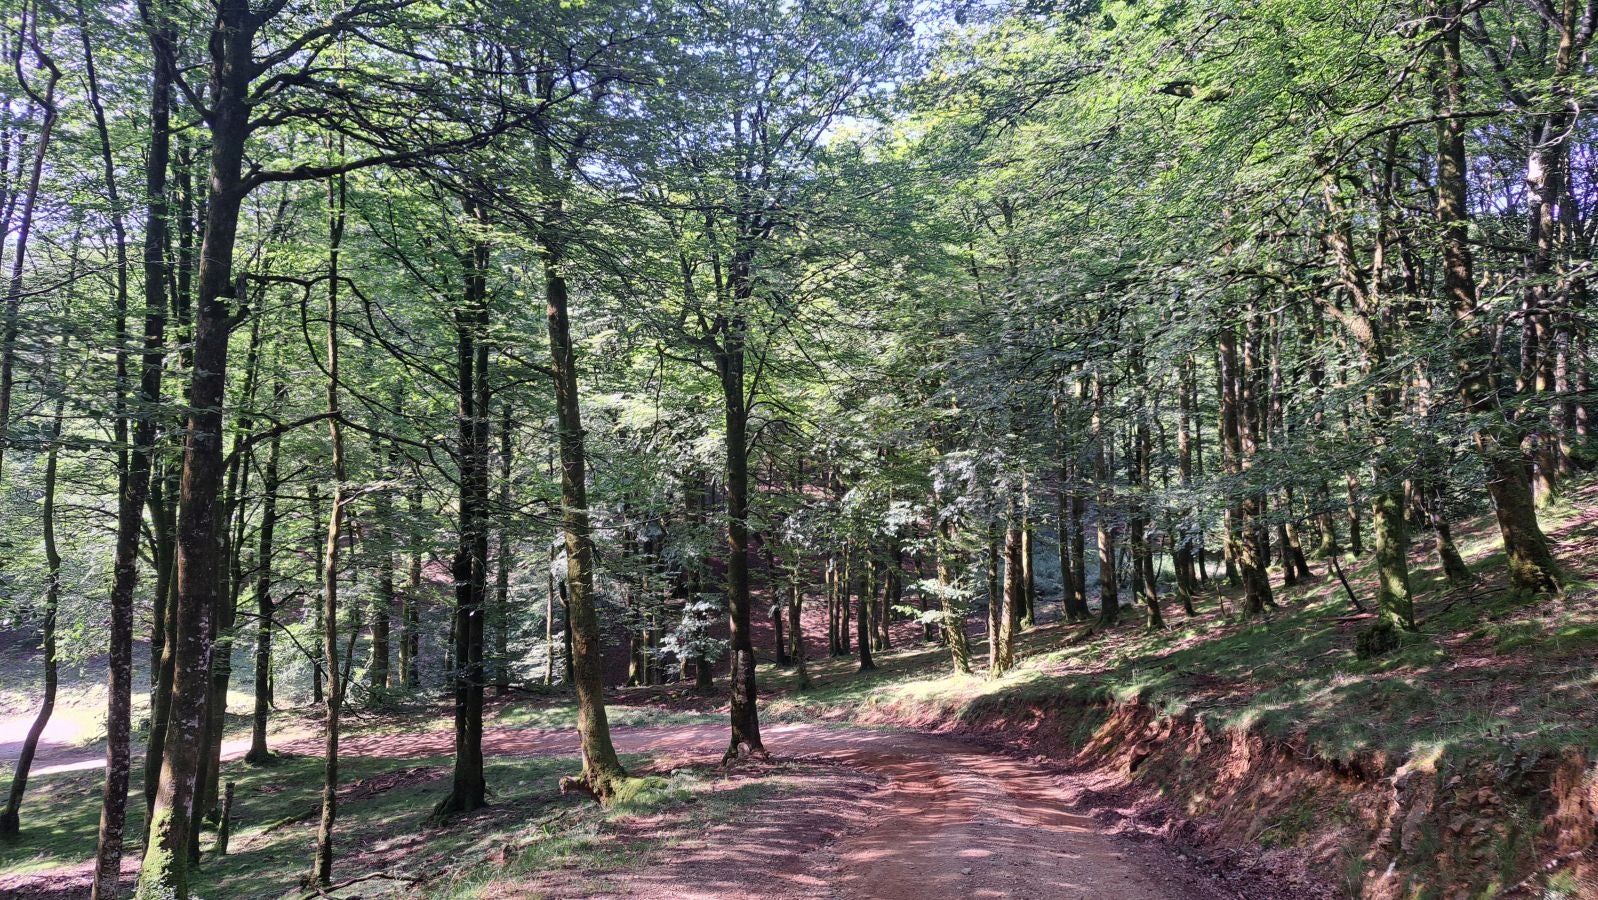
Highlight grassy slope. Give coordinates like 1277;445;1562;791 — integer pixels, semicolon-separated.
747;482;1598;771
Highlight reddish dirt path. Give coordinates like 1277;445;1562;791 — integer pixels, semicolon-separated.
270;723;1222;900
2;723;1222;898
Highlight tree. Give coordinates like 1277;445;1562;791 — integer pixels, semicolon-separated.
135;2;526;892
620;0;914;761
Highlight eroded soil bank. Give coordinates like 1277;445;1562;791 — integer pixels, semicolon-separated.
838;691;1598;899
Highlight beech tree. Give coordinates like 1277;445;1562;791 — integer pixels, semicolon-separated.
0;0;1594;894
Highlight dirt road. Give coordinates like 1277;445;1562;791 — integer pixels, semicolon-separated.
278;722;1221;900
2;721;1224;899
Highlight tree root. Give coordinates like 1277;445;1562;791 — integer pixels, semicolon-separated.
428;790;489;825
242;749;279;767
721;739;773;767
563;769;670;806
296;870;421;899
1066;626;1099;646
558;774;600;802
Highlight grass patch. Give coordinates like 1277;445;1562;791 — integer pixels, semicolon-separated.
0;739;764;900
424;765;808;899
3;702;815;900
490;701;718;731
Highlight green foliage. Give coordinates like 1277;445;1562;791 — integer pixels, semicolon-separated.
0;0;1594;891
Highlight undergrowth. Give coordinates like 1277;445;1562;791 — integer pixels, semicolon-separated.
752;482;1598;770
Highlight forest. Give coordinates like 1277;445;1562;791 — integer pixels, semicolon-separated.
0;0;1596;897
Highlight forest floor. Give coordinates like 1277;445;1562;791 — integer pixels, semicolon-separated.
0;715;1237;899
3;484;1598;897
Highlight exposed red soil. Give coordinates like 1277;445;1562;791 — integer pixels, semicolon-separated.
823;691;1598;900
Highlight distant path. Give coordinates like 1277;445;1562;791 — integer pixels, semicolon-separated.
275;722;1221;900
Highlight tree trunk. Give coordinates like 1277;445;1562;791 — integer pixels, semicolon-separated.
244;401;282;765
882;541;899;650
309;483;325;705
1283;489;1313;581
365;440;399;696
1433;4;1562;597
1070;492;1087;616
839;548;852;656
142;487;178;827
437;199;492;815
199;311;265;831
1522;1;1580;504
787;568;811;689
1345;471;1364;557
867;557;883;652
1019;511;1036;629
1322;154;1414;628
769;543;791;667
536;103;633;792
80;0;138;878
0;393;63;836
1134;396;1162;630
1055;395;1086;622
312;165;349;887
0;26;57;484
1174;361;1199;616
1371;486;1415;630
562;584;576;688
402;485;423;689
772;598;789;666
995;503;1022;675
1219;324;1274;616
493;404;513;696
368;479;394;694
1094;375;1121;627
856;557;876;672
137;10;255;889
94;15;170;892
1240;303;1278;615
985;526;1002;667
1428;487;1474;588
824;555;837;656
936;519;971;674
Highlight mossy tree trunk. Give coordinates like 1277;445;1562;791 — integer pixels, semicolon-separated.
95;15;170;890
1432;2;1561;597
537;87;632;793
138;9;255;890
